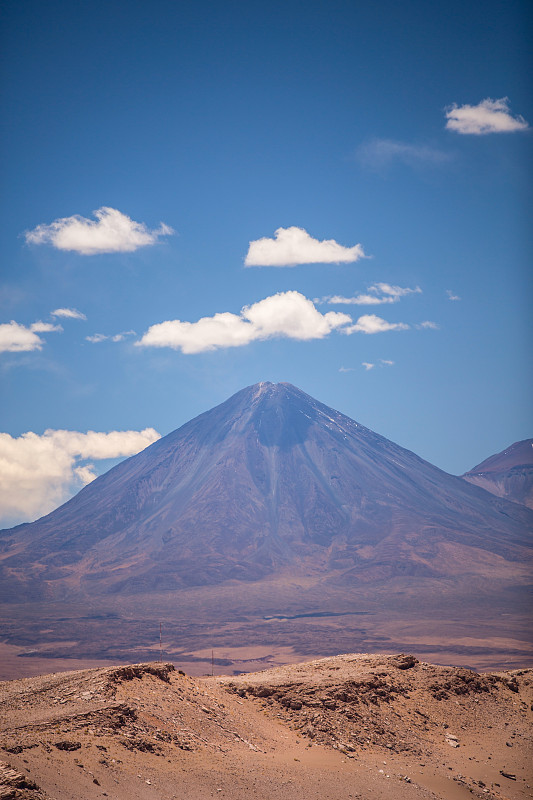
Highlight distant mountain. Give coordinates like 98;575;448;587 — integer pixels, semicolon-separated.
462;439;533;509
1;382;531;604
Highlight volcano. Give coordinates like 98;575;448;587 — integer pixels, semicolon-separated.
1;382;531;605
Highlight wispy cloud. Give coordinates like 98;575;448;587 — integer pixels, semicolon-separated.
86;333;108;343
111;330;136;342
51;307;87;320
245;226;366;267
0;427;160;527
344;314;409;335
446;290;460;301
137;291;351;354
328;293;386;305
0;320;61;353
339;366;354;373
85;330;136;344
325;283;421;305
362;358;395;372
357;138;451;169
445;98;529;135
25;207;174;255
417;321;439;329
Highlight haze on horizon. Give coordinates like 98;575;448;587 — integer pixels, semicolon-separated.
0;0;531;528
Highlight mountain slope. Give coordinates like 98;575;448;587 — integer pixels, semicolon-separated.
1;382;531;603
462;439;533;509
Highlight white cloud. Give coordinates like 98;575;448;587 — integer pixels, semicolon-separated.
361;358;394;371
344;314;410;335
245;226;366;267
328;292;390;306
73;464;97;484
0;427;160;527
85;330;136;343
30;321;63;333
51;307;87;320
112;330;136;342
357;138;451;168
339;366;354;373
86;333;108;343
137;291;352;354
417;321;439;329
325;283;421;305
446;290;460;301
25;207;174;255
0;320;61;353
374;283;421;300
445;98;529;135
0;322;42;353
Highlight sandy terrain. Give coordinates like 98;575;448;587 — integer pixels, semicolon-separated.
0;654;531;800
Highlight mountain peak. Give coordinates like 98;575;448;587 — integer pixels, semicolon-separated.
1;383;531;603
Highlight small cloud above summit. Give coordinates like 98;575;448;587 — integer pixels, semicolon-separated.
137;291;351;354
25;207;174;255
445;98;529;135
245;226;366;267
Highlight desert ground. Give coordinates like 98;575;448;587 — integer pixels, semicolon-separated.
1;570;532;685
0;654;531;800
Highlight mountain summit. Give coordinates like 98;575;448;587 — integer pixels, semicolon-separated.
1;382;531;602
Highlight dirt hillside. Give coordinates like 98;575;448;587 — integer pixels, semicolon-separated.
0;655;531;799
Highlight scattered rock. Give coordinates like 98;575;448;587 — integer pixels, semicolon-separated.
500;770;517;780
0;760;43;798
53;741;81;752
393;655;418;670
109;663;175;685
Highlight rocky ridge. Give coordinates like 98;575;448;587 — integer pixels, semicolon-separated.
1;657;531;799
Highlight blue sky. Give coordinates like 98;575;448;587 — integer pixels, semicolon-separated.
1;0;531;527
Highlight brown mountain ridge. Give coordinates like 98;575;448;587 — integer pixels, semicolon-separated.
462;439;533;509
